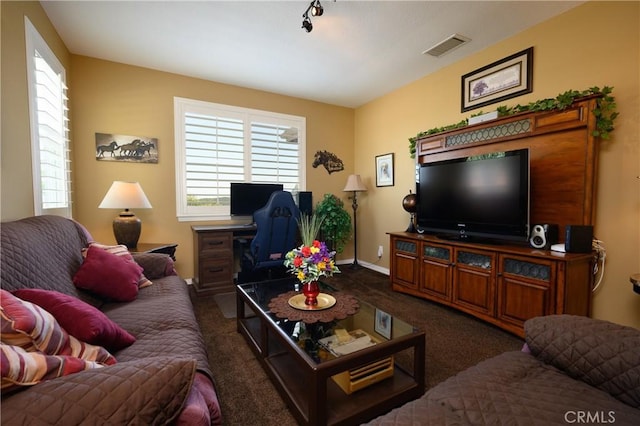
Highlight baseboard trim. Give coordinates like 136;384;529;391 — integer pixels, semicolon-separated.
336;259;389;276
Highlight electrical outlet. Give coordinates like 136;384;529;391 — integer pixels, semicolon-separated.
377;245;383;258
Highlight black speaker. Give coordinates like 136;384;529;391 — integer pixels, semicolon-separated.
296;191;313;216
565;225;593;253
529;224;559;249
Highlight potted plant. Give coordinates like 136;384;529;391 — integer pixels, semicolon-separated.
314;193;352;254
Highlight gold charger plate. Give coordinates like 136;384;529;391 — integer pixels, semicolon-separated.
288;293;336;311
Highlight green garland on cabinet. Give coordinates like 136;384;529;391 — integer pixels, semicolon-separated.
408;86;617;158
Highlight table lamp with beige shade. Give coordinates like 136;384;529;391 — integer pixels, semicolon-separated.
99;181;152;249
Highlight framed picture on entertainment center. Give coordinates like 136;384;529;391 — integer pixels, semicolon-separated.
461;47;533;112
375;153;394;187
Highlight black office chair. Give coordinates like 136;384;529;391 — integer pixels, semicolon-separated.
238;191;300;283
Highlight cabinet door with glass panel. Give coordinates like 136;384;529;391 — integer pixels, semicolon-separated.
419;242;453;301
452;248;496;316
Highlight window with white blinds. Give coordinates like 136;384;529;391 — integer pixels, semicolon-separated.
25;18;72;218
174;97;306;221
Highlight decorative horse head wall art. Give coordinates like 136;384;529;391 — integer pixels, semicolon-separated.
312;150;344;174
95;133;158;164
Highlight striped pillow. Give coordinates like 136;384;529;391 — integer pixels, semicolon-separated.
1;343;106;393
86;242;153;288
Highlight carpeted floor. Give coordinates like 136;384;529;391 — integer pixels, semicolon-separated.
213;292;237;319
191;266;524;425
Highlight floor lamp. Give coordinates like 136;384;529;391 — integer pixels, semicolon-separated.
343;174;367;268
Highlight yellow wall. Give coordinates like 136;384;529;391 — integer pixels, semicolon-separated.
354;1;640;328
1;3;354;277
2;1;638;328
70;57;355;276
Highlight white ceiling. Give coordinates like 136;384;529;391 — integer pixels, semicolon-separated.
41;1;583;108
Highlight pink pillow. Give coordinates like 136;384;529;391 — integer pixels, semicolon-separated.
12;289;135;351
73;245;141;302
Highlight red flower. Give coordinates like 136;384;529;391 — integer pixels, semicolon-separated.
294;256;303;267
301;246;312;257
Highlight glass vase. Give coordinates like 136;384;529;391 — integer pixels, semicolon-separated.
302;281;320;306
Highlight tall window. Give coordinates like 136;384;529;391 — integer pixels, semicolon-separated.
25;18;71;217
174;97;306;221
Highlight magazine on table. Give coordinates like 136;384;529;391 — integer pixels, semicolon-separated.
318;329;376;356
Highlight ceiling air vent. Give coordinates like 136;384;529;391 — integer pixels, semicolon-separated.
423;34;471;57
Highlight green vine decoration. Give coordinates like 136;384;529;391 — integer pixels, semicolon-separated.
408;118;468;158
409;86;617;158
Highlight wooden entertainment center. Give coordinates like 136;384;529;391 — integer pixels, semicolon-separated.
390;97;600;337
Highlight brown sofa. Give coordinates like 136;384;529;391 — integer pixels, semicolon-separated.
366;314;640;425
1;215;222;425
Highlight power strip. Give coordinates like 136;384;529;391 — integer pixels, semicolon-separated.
551;239;605;292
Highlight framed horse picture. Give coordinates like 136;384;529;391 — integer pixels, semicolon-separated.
95;132;158;163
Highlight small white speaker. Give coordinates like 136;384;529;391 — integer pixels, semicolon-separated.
529;224;559;250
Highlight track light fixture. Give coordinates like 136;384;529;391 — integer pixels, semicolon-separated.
302;0;324;32
302;15;313;32
311;0;324;16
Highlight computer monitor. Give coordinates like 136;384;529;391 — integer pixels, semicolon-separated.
230;183;284;216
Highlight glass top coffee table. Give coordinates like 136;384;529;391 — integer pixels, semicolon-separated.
236;277;425;426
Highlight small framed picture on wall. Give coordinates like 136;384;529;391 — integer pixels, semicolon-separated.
375;153;394;187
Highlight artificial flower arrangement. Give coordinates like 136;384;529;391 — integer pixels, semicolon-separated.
284;213;340;304
285;239;339;283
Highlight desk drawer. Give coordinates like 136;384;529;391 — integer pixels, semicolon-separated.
199;232;232;254
198;258;233;291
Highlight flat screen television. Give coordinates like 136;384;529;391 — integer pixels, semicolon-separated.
230;183;283;217
416;148;530;243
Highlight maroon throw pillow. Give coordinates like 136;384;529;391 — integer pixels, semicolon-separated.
0;290;116;365
73;245;141;302
12;289;136;351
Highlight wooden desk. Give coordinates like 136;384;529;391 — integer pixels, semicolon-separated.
191;225;257;295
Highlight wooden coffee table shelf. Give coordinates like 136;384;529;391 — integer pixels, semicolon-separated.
236;278;425;426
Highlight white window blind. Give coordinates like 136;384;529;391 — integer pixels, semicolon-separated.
184;112;244;208
25;17;72;217
250;122;300;185
175;98;305;221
